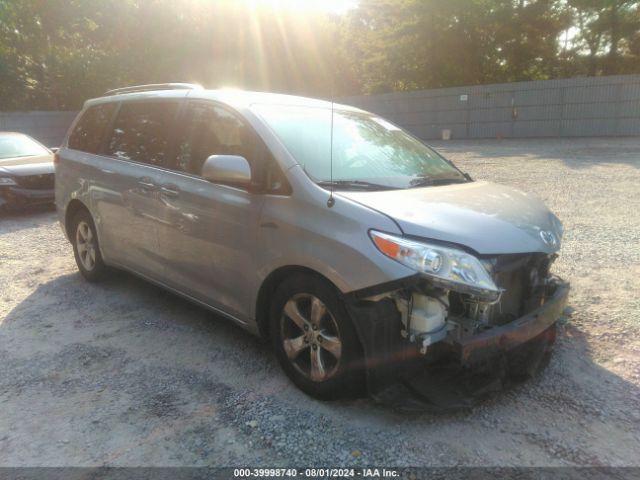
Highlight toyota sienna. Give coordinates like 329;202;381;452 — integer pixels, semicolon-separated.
55;84;569;400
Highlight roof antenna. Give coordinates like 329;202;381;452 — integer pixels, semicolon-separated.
327;72;336;208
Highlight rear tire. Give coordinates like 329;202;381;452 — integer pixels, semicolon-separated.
70;209;108;282
270;274;364;400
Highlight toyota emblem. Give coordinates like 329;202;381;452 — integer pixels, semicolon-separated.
540;230;557;246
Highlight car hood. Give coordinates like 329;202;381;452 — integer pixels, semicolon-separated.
337;181;562;255
0;154;54;176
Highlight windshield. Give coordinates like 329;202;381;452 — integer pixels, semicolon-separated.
0;134;49;160
252;104;467;189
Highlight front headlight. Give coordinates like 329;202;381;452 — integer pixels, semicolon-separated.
0;177;17;186
370;230;501;300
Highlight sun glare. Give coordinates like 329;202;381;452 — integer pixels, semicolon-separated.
244;0;357;15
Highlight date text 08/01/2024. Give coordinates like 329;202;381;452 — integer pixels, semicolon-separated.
233;468;400;478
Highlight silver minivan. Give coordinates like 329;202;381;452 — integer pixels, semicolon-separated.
56;83;569;400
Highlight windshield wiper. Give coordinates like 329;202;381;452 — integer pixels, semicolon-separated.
408;176;470;188
317;180;396;191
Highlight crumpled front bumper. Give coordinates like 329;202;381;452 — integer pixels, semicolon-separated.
454;279;570;365
345;277;570;401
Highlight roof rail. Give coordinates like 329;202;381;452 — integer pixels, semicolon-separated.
103;83;203;96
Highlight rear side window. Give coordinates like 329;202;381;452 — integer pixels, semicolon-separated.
105;101;179;166
68;103;116;153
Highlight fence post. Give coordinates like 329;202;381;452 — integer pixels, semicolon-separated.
614;81;623;136
558;86;566;137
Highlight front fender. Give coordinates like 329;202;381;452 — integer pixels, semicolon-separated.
256;187;415;297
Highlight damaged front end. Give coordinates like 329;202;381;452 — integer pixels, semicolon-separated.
344;250;569;409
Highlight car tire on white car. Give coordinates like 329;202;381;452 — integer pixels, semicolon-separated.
71;209;107;282
270;273;364;400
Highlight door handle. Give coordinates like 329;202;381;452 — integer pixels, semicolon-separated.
160;185;180;198
137;179;157;191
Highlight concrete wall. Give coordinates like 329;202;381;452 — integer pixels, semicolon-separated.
0;111;78;147
342;74;640;140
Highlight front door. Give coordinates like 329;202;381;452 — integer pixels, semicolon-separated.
156;101;268;319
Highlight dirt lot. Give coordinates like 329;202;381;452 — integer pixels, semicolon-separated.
1;138;639;467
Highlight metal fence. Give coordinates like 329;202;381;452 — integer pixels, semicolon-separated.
1;74;639;145
342;74;640;140
0;111;77;147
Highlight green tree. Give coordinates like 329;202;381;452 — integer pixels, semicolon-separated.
342;0;574;93
565;0;640;75
0;0;638;110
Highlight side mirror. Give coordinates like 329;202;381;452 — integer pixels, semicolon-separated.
201;155;251;188
50;147;59;154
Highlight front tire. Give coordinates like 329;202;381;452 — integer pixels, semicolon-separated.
270;274;364;400
71;209;107;282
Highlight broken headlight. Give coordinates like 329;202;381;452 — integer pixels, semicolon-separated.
370;230;501;300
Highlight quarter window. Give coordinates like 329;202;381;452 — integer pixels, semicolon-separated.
105;101;179;166
68;103;116;154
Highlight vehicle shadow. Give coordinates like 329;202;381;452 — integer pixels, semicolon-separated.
1;269;639;466
0;267;275;384
2;268;638;413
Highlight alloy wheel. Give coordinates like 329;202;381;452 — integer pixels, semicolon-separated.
280;293;343;382
76;221;96;271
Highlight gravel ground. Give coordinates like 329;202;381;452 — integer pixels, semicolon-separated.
1;137;639;467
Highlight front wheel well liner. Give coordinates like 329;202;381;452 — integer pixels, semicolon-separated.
255;266;342;339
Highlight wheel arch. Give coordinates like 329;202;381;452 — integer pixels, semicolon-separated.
64;198;91;239
255;265;342;339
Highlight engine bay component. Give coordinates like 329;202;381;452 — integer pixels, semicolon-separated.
394;290;450;353
346;264;569;398
354;251;563;369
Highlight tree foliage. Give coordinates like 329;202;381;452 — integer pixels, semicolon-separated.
0;0;638;110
